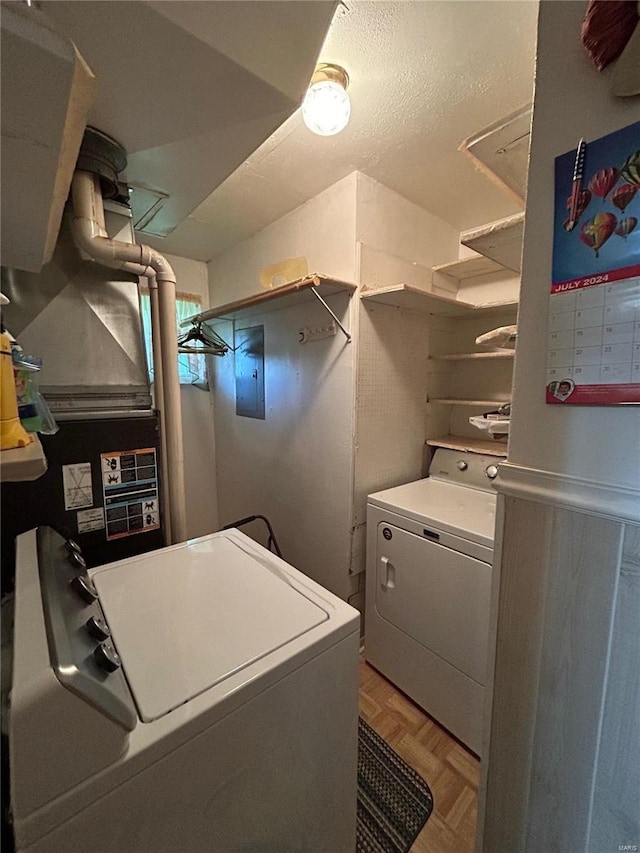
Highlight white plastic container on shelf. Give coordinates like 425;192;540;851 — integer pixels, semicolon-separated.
469;415;510;438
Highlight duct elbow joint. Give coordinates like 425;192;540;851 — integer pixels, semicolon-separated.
71;170;175;284
150;252;176;285
70;218;110;264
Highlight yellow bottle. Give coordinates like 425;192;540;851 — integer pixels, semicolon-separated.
1;331;32;450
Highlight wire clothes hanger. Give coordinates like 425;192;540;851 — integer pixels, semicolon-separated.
177;319;232;356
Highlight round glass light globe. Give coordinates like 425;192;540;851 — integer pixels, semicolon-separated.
302;80;351;136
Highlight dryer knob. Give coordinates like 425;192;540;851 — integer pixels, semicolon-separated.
457;460;468;471
70;573;98;604
94;640;121;673
486;465;499;480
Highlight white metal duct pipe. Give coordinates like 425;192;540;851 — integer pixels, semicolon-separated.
71;170;187;543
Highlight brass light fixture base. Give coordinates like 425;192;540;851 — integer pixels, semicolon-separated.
310;63;349;91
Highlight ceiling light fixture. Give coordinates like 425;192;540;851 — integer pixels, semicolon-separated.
302;63;350;137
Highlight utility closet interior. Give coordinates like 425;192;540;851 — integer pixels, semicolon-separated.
1;2;639;852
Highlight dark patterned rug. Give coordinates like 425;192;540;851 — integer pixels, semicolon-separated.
357;717;434;853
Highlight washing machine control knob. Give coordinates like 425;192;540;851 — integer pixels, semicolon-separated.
457;460;468;471
68;550;87;571
86;615;110;642
70;573;98;604
66;538;82;555
94;640;121;673
485;465;499;480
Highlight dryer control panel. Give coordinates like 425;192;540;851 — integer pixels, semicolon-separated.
428;448;505;491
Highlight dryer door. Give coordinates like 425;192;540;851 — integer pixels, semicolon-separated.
375;522;491;686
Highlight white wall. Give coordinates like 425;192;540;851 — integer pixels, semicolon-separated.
479;4;640;851
350;173;461;574
164;252;218;539
207;180;359;600
207;170;510;587
207;170;461;590
508;3;640;488
356;172;460;277
210;294;357;601
207;172;358;306
352;302;432;544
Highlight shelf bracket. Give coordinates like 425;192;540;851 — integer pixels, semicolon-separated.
309;286;351;343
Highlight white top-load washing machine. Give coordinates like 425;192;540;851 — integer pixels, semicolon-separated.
365;448;503;755
9;526;360;852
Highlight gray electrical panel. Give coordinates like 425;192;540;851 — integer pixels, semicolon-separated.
234;325;265;419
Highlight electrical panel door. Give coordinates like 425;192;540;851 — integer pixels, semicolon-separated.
234;325;265;419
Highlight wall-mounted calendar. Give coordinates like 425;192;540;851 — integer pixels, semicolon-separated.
547;122;640;405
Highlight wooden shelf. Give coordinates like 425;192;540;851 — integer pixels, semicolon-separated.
426;434;508;457
360;284;518;317
430;351;515;361
460;212;525;274
428;398;510;407
459;105;531;204
0;434;47;482
432;256;505;282
182;274;356;325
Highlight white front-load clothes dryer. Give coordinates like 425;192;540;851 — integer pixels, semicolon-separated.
365;448;503;755
9;527;360;853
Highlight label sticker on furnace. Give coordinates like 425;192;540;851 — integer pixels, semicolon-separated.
77;507;105;533
62;463;93;510
100;448;160;540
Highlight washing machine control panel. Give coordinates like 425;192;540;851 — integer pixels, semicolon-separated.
70;572;98;603
35;526;136;730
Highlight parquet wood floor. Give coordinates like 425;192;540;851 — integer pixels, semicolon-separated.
358;657;480;853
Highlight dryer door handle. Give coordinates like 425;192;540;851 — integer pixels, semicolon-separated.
379;556;396;590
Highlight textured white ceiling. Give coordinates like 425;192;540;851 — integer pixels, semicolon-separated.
152;0;538;261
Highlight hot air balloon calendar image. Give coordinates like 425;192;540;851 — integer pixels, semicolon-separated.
547;120;640;405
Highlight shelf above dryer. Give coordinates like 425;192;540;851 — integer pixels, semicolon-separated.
428;398;510;407
360;284;518;318
426;434;508;457
460;212;525;274
430;351;515;361
432;255;505;284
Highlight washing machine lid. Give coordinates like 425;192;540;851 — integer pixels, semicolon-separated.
368;478;496;548
91;533;329;722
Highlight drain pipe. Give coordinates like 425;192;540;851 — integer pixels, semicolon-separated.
72;169;172;541
71;169;187;543
147;275;172;544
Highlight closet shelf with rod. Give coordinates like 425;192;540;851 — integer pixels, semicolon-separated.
181;274;356;342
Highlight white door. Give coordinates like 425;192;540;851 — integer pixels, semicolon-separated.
375;522;492;686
